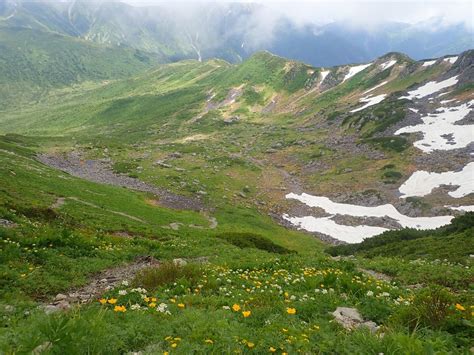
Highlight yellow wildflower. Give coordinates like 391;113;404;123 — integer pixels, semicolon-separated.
99;298;107;305
178;303;185;309
232;304;241;312
242;310;251;318
149;302;156;308
108;298;117;305
171;343;177;348
269;347;277;352
247;342;255;348
455;303;465;311
205;339;214;344
114;305;126;312
151;297;157;302
286;307;296;315
144;297;150;302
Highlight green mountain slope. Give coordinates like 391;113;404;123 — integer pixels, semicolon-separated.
0;27;158;109
0;48;472;353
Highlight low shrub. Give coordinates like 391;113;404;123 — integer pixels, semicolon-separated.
394;286;454;330
133;262;203;290
216;232;294;254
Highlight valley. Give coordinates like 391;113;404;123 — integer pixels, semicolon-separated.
0;16;472;352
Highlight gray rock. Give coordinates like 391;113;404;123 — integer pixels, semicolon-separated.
332;307;379;333
169;222;182;231
173;258;187;267
54;293;68;301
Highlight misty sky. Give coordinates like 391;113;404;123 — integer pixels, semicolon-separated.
122;0;473;28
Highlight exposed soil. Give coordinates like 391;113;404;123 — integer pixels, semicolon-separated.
38;151;204;211
43;256;159;313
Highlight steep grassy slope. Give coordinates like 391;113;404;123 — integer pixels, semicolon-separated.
0;27;158;109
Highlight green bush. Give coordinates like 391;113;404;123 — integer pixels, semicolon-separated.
133;262;203;290
394;286;454;330
216;232;294;254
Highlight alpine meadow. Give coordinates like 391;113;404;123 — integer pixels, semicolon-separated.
0;0;473;354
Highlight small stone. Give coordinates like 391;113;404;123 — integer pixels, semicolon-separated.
169;222;182;231
173;258;187;267
54;293;68;302
43;305;60;314
32;341;52;354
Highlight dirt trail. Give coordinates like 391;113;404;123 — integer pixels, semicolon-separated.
51;196;146;223
38;152;204;211
44;256;159;313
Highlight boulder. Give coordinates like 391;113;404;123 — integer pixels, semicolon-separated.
332;307;379;333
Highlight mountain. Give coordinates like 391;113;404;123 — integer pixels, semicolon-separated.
0;8;473;350
1;0;472;66
0;48;473;351
0;26;159;109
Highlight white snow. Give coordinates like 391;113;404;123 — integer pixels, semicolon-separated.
343;63;372;82
320;70;330;84
380;60;397;70
350;94;387;113
394;101;473;152
363;81;388;94
282;215;388;243
422;60;437;67
440;99;457;104
399;162;474;199
409;108;419;113
444;56;458;64
400;76;459;100
446;205;474;212
284;193;453;243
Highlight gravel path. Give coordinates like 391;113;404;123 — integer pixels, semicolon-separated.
37;152;204;211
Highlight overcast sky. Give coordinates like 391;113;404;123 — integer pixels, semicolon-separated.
122;0;473;28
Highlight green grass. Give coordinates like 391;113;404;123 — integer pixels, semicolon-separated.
0;49;472;353
0;27;159;110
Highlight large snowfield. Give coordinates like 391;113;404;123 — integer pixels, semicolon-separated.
283;193;453;243
395;101;473;152
399;162;474;199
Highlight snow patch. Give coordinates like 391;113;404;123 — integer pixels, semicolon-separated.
350;94;387;113
320;70;330;84
446;205;474;212
394;101;473;152
440;99;457;104
399;163;474;199
422;60;437;67
284;193;453;243
380;60;396;70
400;76;459;100
283;215;388;243
409;108;419;113
363;81;388;95
343;63;371;82
444;56;458;64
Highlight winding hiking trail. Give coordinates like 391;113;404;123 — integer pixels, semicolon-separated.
37;151;204;211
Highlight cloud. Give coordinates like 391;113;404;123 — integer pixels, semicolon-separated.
123;0;473;29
